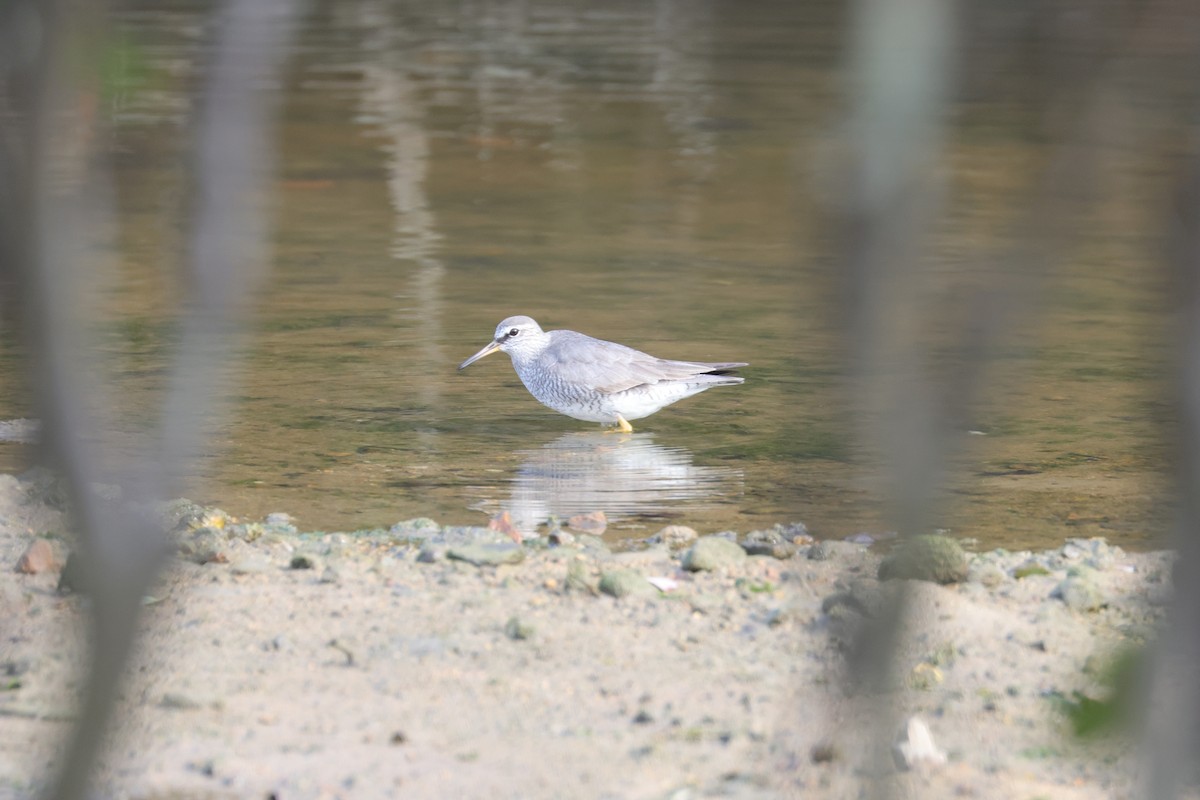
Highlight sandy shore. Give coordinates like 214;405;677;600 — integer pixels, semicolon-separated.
0;469;1177;799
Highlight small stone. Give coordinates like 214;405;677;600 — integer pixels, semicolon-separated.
416;543;444;563
290;554;320;570
807;540;866;562
878;535;969;584
567;511;607;534
810;741;838;763
632;709;654;724
893;716;947;770
1056;575;1106;611
651;525;699;551
488;511;524;540
599;569;655;599
15;539;60;574
742;528;798;560
319;565;341;584
548;529;576;547
682;536;747;572
389;518;441;540
160;692;204;710
504;616;534;640
446;543;525;567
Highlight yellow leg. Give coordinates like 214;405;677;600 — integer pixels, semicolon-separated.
604;415;634;433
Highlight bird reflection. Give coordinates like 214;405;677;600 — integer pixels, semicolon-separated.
501;431;743;534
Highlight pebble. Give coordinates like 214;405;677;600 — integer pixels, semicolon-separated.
160;692;204;710
15;538;60;574
388;518;441;540
893;716;947;770
416;542;444;563
446;543;525;567
548;529;576;546
599;569;656;599
504;616;535;640
742;528;798;560
290;554;320;570
682;536;747;572
567;511;607;534
650;525;699;551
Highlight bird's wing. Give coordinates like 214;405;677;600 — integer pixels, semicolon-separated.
545;332;746;395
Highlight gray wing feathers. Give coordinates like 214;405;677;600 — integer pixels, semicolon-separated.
544;331;747;395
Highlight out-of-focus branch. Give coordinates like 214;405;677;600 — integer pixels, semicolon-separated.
1143;139;1200;800
839;0;1200;795
2;1;298;798
840;1;953;791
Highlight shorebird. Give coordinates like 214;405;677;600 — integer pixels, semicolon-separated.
458;315;747;432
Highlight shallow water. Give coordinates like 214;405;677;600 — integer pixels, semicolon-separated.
0;0;1177;549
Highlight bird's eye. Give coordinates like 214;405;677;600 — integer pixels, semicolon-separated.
508;328;520;337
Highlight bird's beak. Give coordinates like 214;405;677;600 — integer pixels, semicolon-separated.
458;339;502;370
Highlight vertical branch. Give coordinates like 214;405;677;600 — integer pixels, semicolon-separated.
1143;148;1200;800
1;1;299;798
843;0;955;542
840;1;954;787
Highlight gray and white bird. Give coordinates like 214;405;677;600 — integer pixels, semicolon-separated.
458;315;747;432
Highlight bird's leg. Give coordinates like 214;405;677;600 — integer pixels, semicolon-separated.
614;415;633;433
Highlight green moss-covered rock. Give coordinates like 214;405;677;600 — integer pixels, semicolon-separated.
599;569;655;599
682;537;747;572
878;535;969;584
446;543;524;567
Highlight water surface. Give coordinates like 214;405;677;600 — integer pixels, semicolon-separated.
0;0;1174;550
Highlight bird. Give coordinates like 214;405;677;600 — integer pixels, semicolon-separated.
458;315;747;432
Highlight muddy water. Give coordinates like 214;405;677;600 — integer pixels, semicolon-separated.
0;1;1175;549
